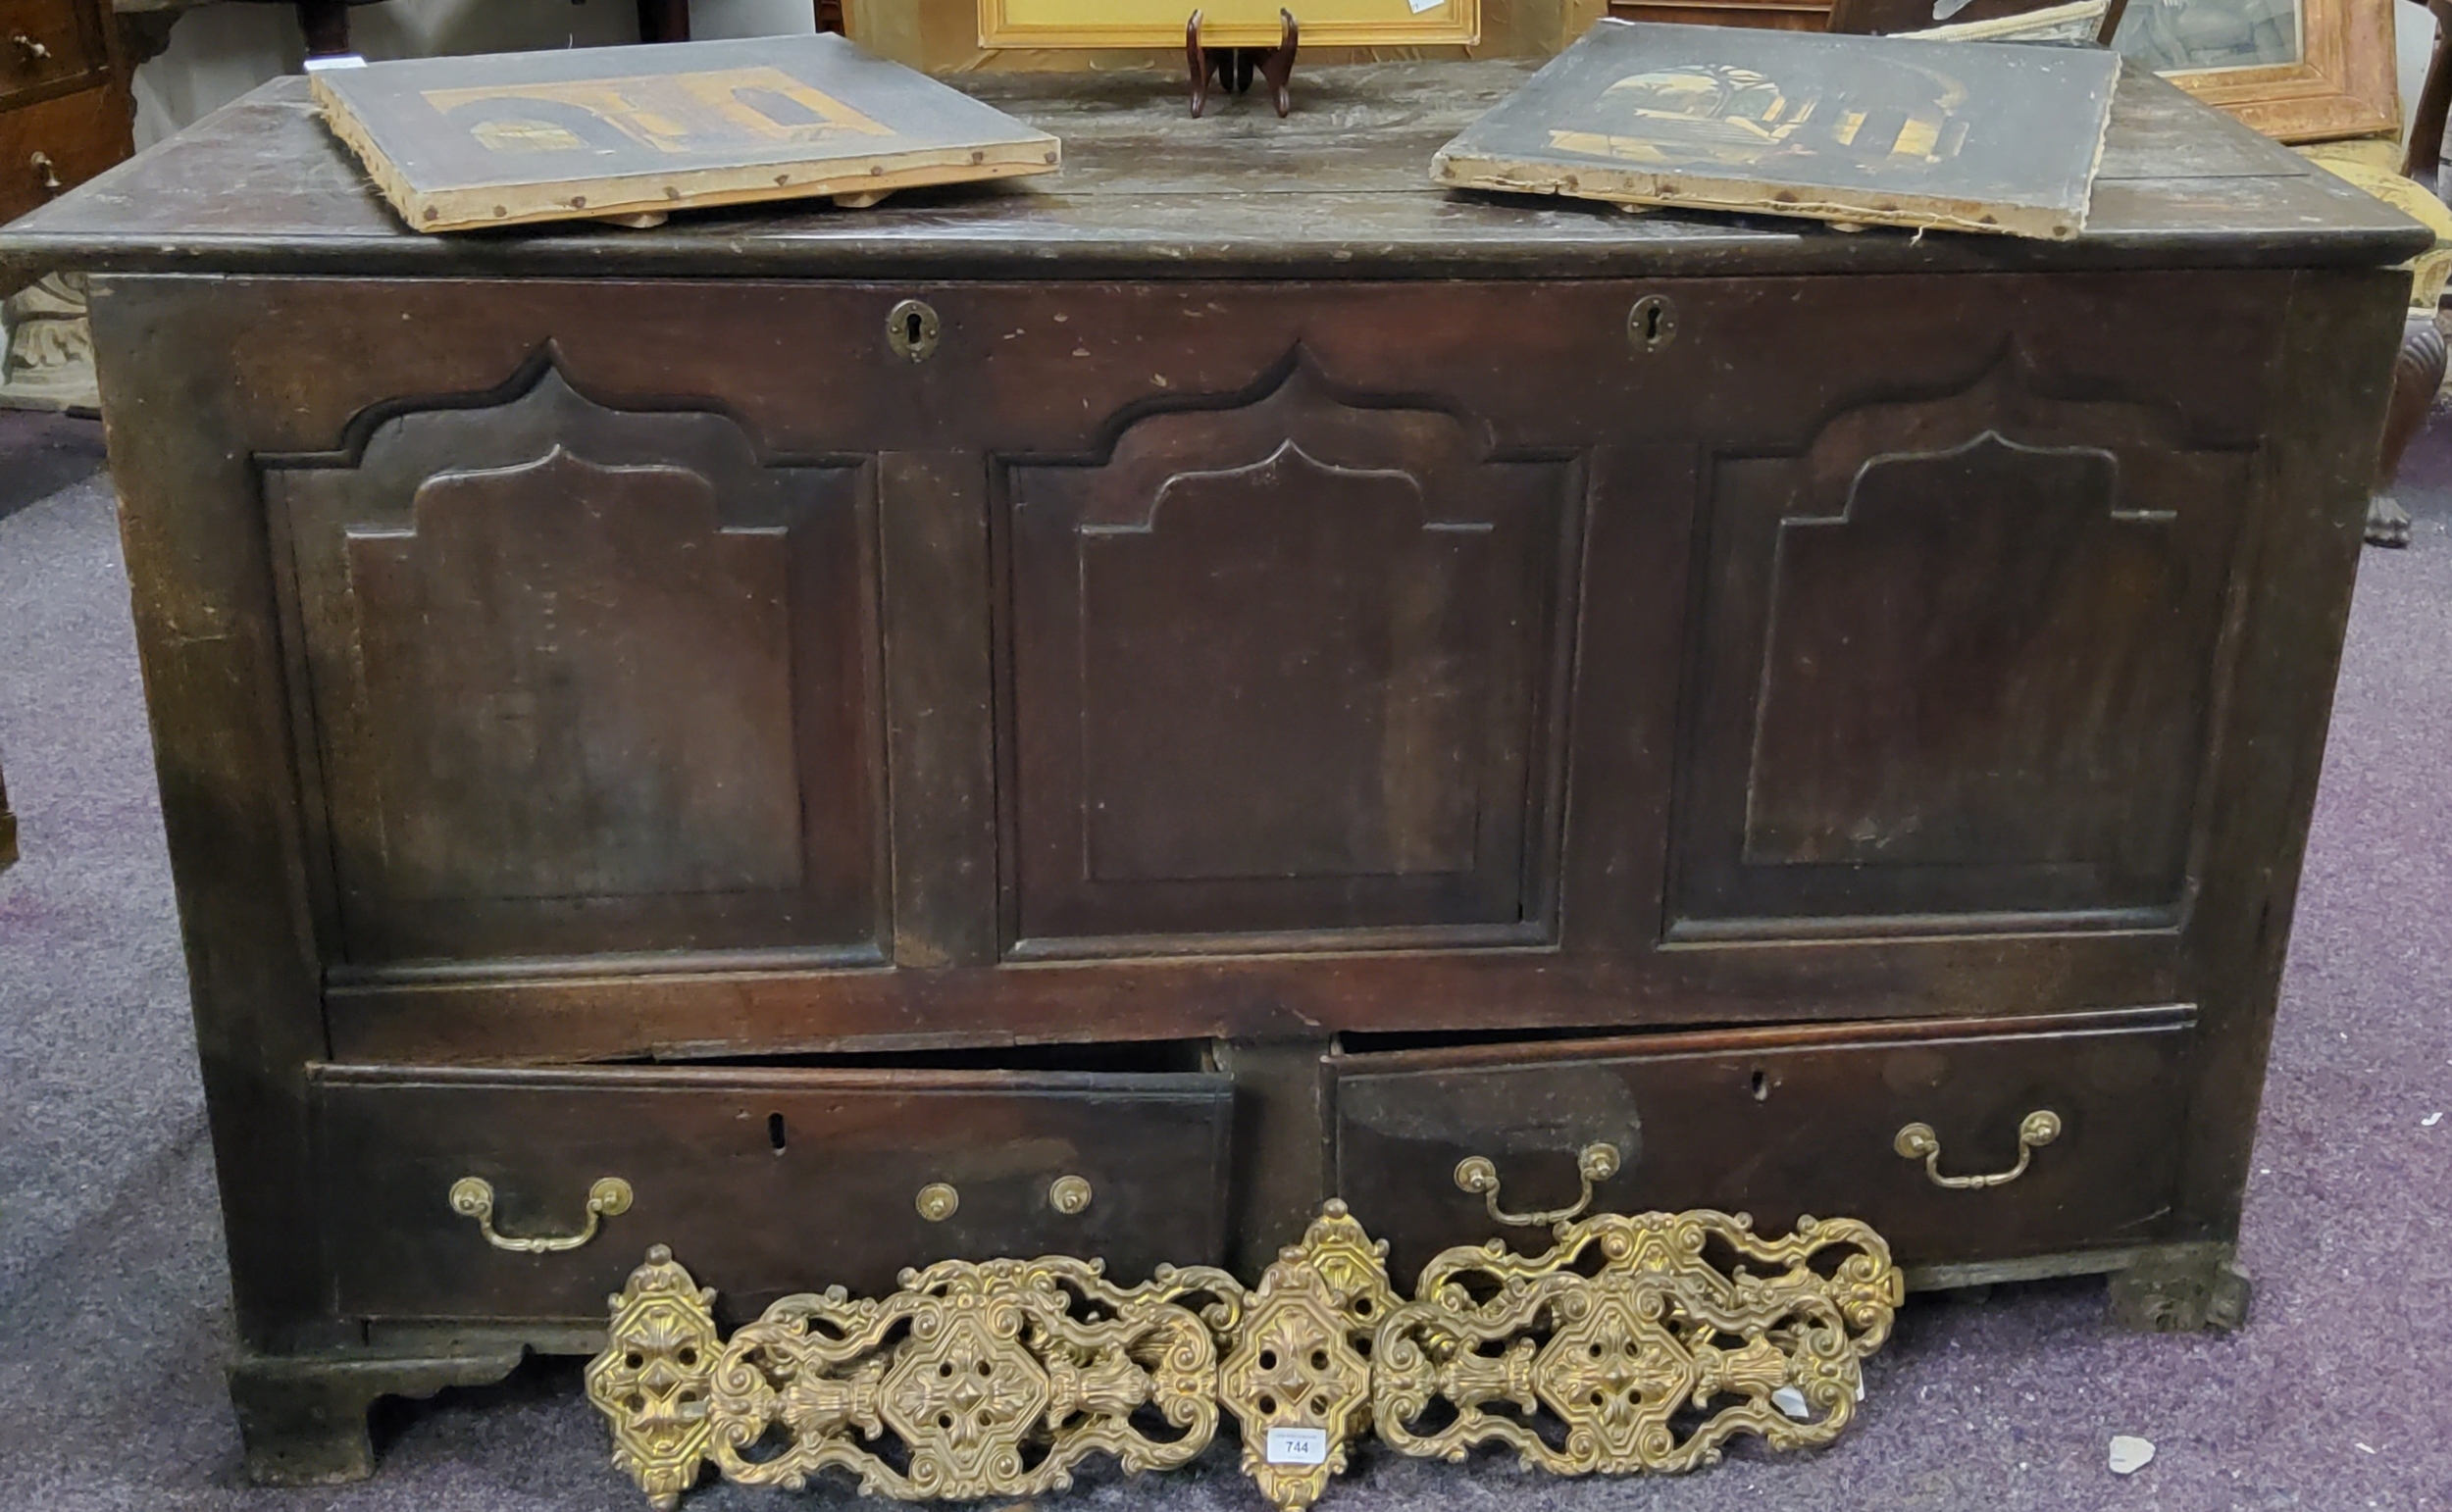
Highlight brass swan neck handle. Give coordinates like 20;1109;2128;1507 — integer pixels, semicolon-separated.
1454;1141;1621;1229
1894;1110;2061;1189
449;1176;632;1253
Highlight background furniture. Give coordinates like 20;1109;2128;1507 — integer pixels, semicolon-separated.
0;0;129;411
0;57;2422;1487
0;0;130;223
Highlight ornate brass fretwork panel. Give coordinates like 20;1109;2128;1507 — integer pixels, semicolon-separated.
588;1205;1900;1508
1372;1210;1901;1475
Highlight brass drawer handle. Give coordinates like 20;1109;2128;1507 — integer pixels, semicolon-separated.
12;31;52;62
1894;1110;2062;1189
1454;1141;1620;1229
1048;1174;1093;1215
448;1176;632;1253
29;152;63;195
915;1182;959;1222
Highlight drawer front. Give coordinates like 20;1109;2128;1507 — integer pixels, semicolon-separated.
0;81;126;224
0;0;104;109
313;1064;1233;1321
1334;1007;2194;1282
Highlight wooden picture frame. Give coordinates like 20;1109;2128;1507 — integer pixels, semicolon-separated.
976;0;1480;49
2112;0;2397;140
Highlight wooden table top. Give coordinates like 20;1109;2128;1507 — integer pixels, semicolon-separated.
0;58;2428;282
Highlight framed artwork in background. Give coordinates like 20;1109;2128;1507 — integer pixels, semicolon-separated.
2110;0;2395;139
979;0;1481;48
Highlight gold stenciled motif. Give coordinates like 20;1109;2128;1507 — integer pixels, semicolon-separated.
1214;1201;1399;1512
587;1244;721;1511
1371;1209;1902;1476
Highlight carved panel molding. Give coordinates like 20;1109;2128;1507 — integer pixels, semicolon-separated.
265;357;886;966
1674;352;2251;936
588;1203;1901;1509
1000;351;1581;954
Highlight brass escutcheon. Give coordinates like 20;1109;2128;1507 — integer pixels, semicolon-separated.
1627;293;1677;353
1454;1141;1621;1229
887;298;940;363
1894;1109;2062;1189
449;1175;632;1253
1048;1174;1093;1215
915;1182;959;1222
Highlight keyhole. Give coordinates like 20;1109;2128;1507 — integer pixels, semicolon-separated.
887;299;939;362
1628;294;1677;353
1750;1070;1768;1102
768;1112;788;1152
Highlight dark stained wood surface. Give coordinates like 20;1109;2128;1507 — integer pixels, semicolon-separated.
81;264;2313;1063
0;59;2427;281
1335;1005;2196;1280
313;1062;1234;1315
61;60;2415;1458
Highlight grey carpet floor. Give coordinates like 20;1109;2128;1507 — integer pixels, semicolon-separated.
3;458;2450;1512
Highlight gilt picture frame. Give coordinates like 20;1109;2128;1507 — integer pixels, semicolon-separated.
2112;0;2396;140
976;0;1481;51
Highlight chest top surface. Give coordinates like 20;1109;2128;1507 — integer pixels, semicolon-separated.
0;57;2426;282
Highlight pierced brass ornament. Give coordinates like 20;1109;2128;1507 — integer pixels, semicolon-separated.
1216;1200;1399;1511
591;1245;1244;1506
1894;1110;2061;1189
1371;1209;1901;1477
587;1244;720;1510
589;1202;1897;1509
449;1174;631;1252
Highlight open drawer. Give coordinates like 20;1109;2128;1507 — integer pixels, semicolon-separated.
1333;1005;2196;1283
311;1061;1233;1322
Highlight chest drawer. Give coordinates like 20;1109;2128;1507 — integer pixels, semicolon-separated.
0;80;125;223
0;0;103;108
1333;1006;2195;1282
312;1062;1233;1322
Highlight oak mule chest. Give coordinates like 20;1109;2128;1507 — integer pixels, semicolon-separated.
0;59;2422;1485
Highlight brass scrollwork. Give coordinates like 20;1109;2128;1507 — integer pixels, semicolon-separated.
448;1175;631;1253
1216;1201;1396;1511
1372;1209;1901;1477
591;1201;1898;1509
591;1244;1245;1506
1454;1141;1621;1228
587;1245;720;1511
1894;1110;2061;1189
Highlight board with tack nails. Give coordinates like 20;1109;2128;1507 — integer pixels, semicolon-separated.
311;33;1060;231
1432;19;2120;238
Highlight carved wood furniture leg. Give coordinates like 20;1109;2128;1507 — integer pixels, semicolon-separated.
2403;0;2452;191
2368;309;2446;547
228;1347;526;1485
0;272;101;413
2105;1243;2252;1334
